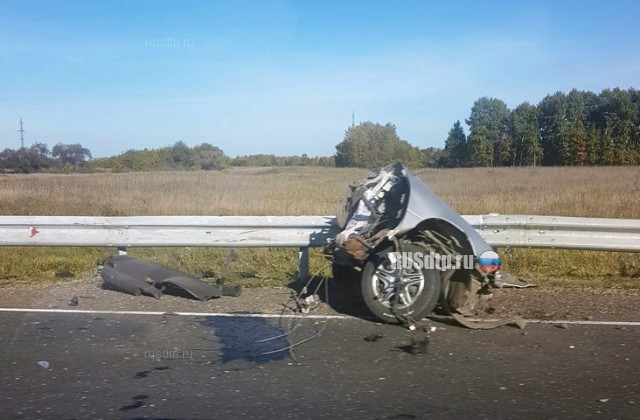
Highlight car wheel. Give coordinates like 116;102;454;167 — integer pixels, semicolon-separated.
361;244;441;323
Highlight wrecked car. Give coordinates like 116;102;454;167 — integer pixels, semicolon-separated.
326;162;503;326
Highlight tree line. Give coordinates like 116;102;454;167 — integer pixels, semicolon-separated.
0;121;443;173
91;129;439;171
334;122;425;168
85;141;229;172
1;141;337;173
0;143;92;173
86;142;336;172
441;88;640;167
4;87;636;173
232;154;334;167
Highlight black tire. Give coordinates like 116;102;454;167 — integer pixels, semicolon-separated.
361;244;441;323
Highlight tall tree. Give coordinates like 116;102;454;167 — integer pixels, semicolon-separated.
496;132;513;167
466;97;510;167
571;119;588;166
511;102;541;166
585;124;600;165
170;141;192;168
191;143;229;170
334;122;422;168
538;92;567;166
599;129;615;166
27;143;56;171
562;89;585;165
602;88;636;147
630;88;640;150
421;147;443;168
441;120;468;167
468;127;494;166
51;143;92;169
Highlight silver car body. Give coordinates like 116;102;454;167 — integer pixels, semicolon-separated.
335;162;493;259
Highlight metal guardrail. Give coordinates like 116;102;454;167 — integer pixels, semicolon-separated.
465;214;640;252
0;214;638;279
0;215;338;248
0;215;338;280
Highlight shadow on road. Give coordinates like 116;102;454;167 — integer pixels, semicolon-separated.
200;316;290;364
287;275;375;321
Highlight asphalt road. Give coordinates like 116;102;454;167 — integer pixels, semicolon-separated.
1;309;638;420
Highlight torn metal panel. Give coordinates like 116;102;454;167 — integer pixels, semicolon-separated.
101;255;223;301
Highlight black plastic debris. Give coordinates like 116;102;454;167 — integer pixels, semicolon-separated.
397;331;430;355
409;332;429;355
68;296;78;306
100;255;241;301
364;333;384;342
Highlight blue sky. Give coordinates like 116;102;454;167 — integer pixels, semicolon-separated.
0;1;638;158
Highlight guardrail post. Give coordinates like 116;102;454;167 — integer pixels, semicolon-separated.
298;247;309;281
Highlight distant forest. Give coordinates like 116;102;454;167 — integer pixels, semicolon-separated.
2;87;638;173
441;88;640;167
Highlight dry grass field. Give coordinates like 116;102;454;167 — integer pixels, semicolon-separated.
1;166;639;287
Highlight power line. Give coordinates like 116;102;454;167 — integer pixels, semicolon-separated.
18;118;26;149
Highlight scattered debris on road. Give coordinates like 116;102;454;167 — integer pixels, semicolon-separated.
408;331;430;355
494;272;536;288
364;333;384;342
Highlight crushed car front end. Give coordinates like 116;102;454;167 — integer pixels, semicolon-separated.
326;162;501;324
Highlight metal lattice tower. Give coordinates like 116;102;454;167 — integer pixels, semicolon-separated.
18;118;26;149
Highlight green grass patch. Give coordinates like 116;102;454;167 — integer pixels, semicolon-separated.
0;246;637;289
0;246;333;288
500;248;640;277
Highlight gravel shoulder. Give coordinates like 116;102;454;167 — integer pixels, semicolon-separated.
0;275;638;322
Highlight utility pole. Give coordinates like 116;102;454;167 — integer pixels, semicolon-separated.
351;111;355;127
18;118;26;149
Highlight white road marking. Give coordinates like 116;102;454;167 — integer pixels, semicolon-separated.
437;316;640;326
0;307;639;325
500;319;640;326
0;307;349;319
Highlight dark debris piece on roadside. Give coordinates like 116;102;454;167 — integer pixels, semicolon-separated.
408;331;430;355
364;333;384;342
100;255;241;301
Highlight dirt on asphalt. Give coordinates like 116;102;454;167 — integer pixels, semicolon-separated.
0;274;638;323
